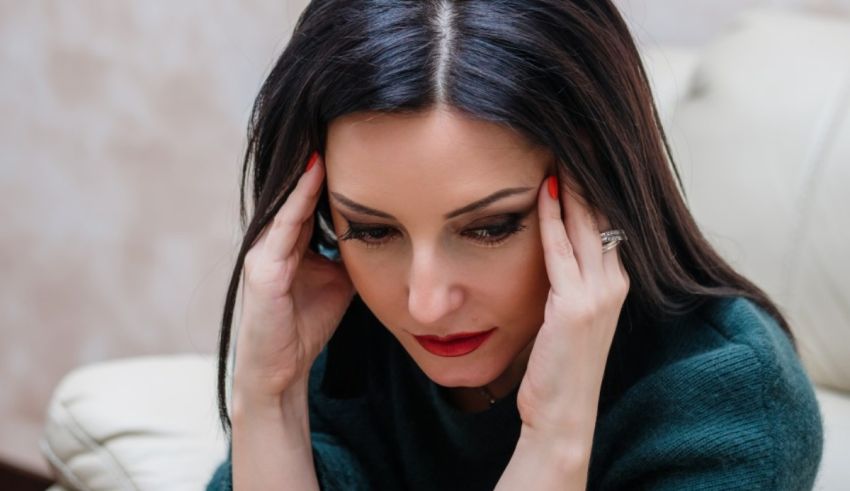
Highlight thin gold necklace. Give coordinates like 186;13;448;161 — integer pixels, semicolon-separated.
477;385;497;406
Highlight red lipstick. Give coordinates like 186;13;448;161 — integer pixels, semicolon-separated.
413;328;497;357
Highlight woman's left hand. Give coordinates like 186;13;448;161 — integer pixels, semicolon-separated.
515;169;630;447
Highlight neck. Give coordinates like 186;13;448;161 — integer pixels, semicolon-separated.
445;337;534;413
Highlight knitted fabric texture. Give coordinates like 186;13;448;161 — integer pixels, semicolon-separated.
206;296;823;490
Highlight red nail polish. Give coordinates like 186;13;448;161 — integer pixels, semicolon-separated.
306;151;319;172
547;176;559;200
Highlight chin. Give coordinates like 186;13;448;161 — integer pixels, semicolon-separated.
412;351;502;388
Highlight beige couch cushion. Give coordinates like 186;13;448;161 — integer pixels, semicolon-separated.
815;388;850;490
40;355;227;490
667;9;850;393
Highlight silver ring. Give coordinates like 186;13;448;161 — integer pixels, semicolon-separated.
600;229;627;253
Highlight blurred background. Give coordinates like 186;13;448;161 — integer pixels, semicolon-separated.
1;0;849;484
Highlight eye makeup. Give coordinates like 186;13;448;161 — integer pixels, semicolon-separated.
337;202;536;250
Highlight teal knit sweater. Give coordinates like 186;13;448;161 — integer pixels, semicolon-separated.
206;296;823;490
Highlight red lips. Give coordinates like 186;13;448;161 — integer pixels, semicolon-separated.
413;328;497;357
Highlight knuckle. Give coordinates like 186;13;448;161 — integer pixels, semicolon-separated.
243;249;278;276
619;274;631;295
612;269;630;294
603;291;621;311
245;260;294;291
602;287;628;314
273;212;295;229
244;249;261;270
242;260;265;285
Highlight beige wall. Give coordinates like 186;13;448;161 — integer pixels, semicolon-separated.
1;0;847;476
616;0;850;45
0;0;310;473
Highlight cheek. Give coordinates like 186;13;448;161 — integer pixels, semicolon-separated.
439;229;548;328
484;234;549;317
338;245;396;290
337;245;408;319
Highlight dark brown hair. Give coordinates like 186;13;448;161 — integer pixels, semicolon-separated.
215;0;793;434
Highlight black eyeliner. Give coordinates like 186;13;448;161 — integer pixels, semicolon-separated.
338;200;537;245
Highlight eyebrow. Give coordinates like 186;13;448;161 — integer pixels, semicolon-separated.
330;187;535;221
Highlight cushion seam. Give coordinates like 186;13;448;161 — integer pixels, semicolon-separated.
39;436;93;491
46;394;140;491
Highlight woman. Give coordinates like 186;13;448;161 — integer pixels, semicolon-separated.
207;0;823;489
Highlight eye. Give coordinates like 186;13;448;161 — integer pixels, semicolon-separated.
462;217;527;247
338;214;529;249
338;224;400;248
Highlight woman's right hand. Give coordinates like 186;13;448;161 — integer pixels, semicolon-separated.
233;152;355;407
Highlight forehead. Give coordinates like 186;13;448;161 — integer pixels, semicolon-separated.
324;108;551;193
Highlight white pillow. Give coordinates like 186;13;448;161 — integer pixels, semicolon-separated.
666;9;850;392
40;355;228;491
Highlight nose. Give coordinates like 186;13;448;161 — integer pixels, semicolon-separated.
406;245;463;326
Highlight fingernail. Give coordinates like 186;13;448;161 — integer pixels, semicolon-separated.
547;176;559;200
306;151;319;173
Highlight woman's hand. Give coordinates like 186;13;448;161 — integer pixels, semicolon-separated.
515;169;630;447
233;152;355;408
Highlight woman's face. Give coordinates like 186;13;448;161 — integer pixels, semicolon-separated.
325;106;552;391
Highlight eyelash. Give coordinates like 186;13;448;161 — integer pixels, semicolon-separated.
338;215;528;249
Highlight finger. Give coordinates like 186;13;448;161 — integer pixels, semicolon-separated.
262;153;324;262
253;215;273;253
538;175;581;296
252;159;315;256
291;214;315;265
592;209;620;276
603;241;629;292
604;243;628;290
595;218;630;305
591;206;628;282
559;171;604;283
595;210;625;283
595;211;611;238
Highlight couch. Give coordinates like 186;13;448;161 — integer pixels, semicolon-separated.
40;8;850;490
